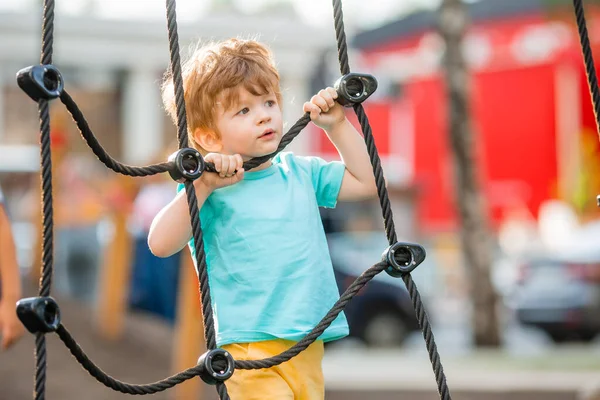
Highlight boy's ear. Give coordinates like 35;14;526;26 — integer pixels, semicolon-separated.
193;128;222;153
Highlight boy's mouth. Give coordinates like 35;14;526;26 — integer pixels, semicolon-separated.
259;129;275;139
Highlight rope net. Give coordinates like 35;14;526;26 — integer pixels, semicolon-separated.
15;0;464;399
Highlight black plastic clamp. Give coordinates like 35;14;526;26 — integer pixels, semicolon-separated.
382;242;427;277
16;65;64;102
596;195;600;208
16;297;61;334
197;348;235;385
168;148;205;183
334;73;378;107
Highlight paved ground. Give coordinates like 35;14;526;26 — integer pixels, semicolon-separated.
2;281;600;400
1;282;178;400
322;347;600;400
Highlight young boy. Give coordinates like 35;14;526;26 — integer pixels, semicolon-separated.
148;38;376;399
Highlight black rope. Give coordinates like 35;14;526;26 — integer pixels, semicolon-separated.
353;104;397;244
332;0;351;76
242;113;311;170
35;100;52;400
331;0;451;398
35;0;56;398
573;0;600;139
34;333;47;400
402;273;449;399
60;91;173;177
184;179;217;351
61;87;309;175
165;0;190;150
234;262;387;369
55;325;204;394
164;1;227;398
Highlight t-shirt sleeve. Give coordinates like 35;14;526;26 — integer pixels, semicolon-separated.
0;185;4;204
294;155;346;208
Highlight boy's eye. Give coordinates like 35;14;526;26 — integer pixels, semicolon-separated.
266;100;275;107
237;107;249;115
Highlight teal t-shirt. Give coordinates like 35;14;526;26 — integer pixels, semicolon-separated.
177;152;349;347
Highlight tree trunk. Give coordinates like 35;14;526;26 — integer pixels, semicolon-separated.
437;0;501;347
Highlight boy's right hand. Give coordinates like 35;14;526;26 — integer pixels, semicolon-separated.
197;153;245;191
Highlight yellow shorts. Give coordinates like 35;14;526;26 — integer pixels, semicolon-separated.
221;339;325;400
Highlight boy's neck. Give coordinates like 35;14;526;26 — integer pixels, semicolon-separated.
250;159;273;172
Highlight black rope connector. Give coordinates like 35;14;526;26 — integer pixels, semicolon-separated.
16;64;64;102
168;148;205;182
196;348;235;385
334;73;378;107
597;195;600;207
383;242;427;277
16;297;61;334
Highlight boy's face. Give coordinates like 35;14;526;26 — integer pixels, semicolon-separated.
213;87;283;160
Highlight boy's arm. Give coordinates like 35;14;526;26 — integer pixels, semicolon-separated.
147;185;208;258
148;152;244;258
326;118;377;201
304;88;377;201
0;204;24;349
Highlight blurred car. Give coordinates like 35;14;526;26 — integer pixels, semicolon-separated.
514;222;600;343
327;231;431;347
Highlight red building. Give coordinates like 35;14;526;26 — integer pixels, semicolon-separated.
314;0;600;235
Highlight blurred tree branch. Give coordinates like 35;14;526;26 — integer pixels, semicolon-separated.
438;0;501;347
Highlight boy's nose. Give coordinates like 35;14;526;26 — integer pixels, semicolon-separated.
257;111;271;125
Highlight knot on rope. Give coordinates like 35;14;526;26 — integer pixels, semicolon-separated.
167;147;206;182
17;64;64;102
382;242;427;277
334;73;378;107
197;348;235;385
16;297;61;334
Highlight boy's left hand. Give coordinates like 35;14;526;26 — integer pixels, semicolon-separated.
303;87;346;132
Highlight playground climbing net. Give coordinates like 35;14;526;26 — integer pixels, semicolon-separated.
16;0;600;399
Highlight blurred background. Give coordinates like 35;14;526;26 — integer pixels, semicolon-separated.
2;0;600;399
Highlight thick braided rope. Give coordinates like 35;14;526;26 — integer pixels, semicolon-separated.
234;262;387;369
55;325;204;394
183;179;217;351
60;91;173;176
354;106;449;398
241;113;311;170
573;0;600;139
60;87;309;176
35;0;56;398
331;0;450;398
165;0;190;150
164;1;229;398
353;104;397;244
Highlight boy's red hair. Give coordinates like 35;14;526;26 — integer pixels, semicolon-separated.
162;38;282;152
